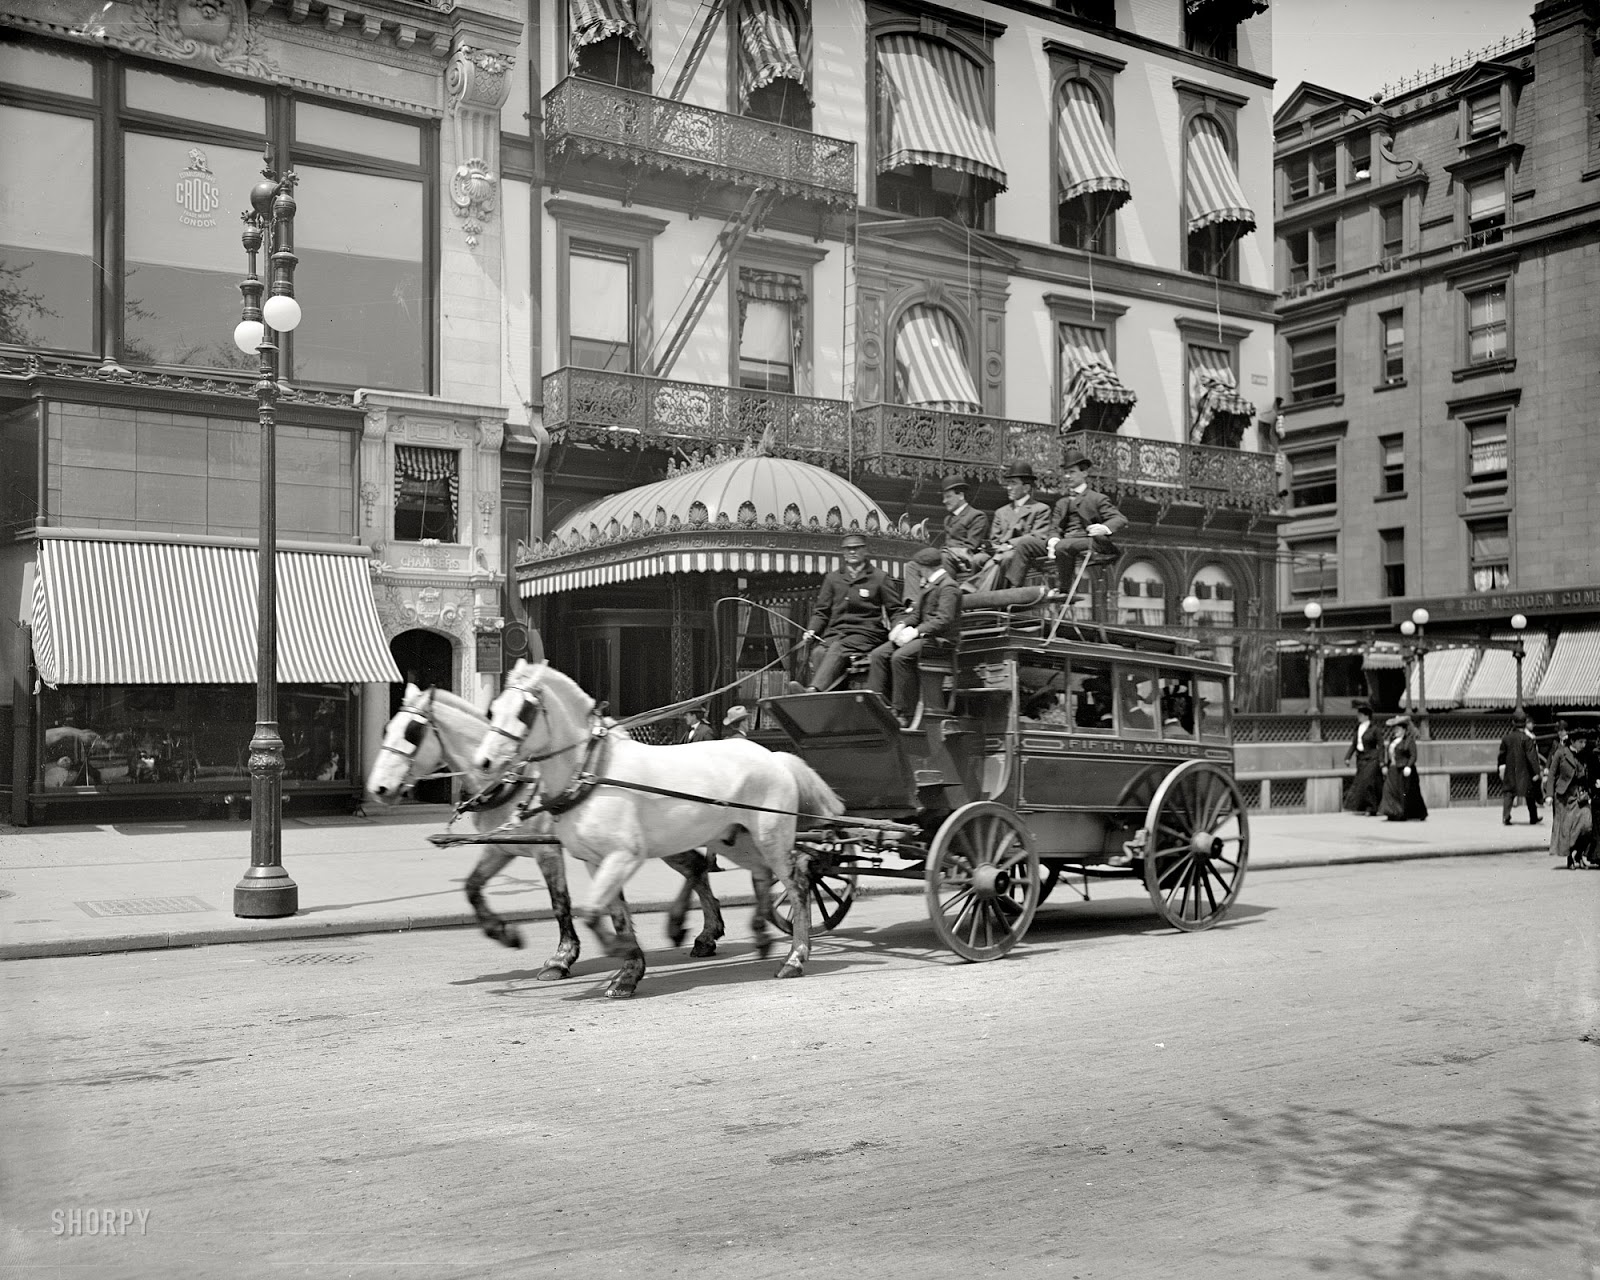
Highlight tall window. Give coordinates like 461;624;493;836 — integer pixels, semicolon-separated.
567;243;634;371
1054;79;1128;257
1380;311;1404;384
1116;560;1166;626
1288;446;1338;509
735;268;802;393
1469;92;1502;137
1285;224;1336;288
1466;175;1506;247
1467;417;1508;485
1380;202;1404;262
1348;134;1371;183
393;447;458;542
1183;8;1238;63
569;0;652;91
1469;518;1510;592
1290;538;1338;598
1287;327;1338;402
1184;116;1253;281
736;0;812;130
1380;528;1406;598
1188;564;1236;667
1466;285;1508;363
1380;434;1405;494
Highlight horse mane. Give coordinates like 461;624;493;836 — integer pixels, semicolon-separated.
516;662;597;721
404;687;484;720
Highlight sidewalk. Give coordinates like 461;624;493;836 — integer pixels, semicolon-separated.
0;803;1549;960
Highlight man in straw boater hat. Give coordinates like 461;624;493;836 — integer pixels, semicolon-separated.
795;530;902;693
1047;446;1127;601
988;460;1057;590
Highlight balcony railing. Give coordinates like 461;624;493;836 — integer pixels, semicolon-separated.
1063;429;1283;514
850;404;1063;483
543;367;853;466
544;77;857;208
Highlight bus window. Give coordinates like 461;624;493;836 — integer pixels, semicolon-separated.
1194;676;1230;740
1017;656;1068;726
1067;660;1114;732
1161;675;1197;738
1116;666;1161;734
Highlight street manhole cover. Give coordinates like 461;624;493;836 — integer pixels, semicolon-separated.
265;952;367;965
76;896;215;918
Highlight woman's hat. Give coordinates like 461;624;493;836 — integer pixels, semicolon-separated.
723;704;749;727
1386;714;1411;727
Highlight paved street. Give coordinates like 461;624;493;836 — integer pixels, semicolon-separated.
2;852;1596;1280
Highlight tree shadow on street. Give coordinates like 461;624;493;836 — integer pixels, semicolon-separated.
1190;1087;1599;1279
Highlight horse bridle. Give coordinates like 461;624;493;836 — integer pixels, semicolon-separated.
379;689;459;787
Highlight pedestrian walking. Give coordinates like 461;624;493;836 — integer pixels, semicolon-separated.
683;707;714;744
1342;701;1383;815
1547;725;1594;869
721;705;751;739
1497;709;1544;825
1378;714;1428;822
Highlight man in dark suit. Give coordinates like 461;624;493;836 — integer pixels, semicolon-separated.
938;475;991;584
799;532;902;692
990;461;1057;588
682;707;714;743
869;546;960;727
1498;708;1544;825
1048;448;1127;596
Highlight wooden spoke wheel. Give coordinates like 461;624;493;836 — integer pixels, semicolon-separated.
924;802;1040;962
1140;761;1249;932
770;864;858;937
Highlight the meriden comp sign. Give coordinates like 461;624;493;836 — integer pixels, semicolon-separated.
1392;586;1600;623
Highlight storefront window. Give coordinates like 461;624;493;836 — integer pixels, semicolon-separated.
124;67;266;133
38;683;352;791
1116;560;1166;626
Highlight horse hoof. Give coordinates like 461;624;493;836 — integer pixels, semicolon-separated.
501;927;524;950
667;926;687;949
776;961;804;979
690;938;717;958
605;979;639;999
535;964;571;982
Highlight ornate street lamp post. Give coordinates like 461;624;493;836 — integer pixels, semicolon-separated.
1400;606;1430;739
1303;599;1324;724
1510;612;1527;712
232;164;302;919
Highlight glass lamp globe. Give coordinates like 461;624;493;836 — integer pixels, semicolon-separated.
1181;594;1200;616
1510;613;1527;631
262;294;302;332
1410;607;1430;627
233;319;264;354
1303;600;1323;622
1400;620;1416;637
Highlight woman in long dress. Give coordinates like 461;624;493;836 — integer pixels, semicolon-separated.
1343;702;1384;815
1379;715;1429;821
1547;727;1594;868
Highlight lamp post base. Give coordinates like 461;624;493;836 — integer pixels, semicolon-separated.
234;864;299;918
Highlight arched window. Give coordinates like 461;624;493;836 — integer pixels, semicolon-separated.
1184;115;1255;281
1117;560;1166;627
569;0;652;92
892;304;981;413
1189;563;1236;666
1055;80;1129;255
736;0;812;130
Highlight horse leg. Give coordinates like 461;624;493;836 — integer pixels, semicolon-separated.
775;846;812;980
582;849;649;997
602;894;646;1000
531;847;580;981
748;863;776;960
663;850;726;957
464;848;524;951
661;850;704;950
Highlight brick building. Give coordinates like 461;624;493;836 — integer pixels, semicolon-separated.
1271;0;1600;719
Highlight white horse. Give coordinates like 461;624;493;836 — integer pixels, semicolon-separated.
365;685;729;982
473;660;844;997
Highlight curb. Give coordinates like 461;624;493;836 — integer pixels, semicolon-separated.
0;843;1548;961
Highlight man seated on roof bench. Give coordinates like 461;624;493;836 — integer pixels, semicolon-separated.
869;546;960;729
988;460;1058;590
1047;447;1127;599
796;531;903;693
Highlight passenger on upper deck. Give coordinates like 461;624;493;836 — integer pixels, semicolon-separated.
798;532;902;693
869;546;960;728
938;475;991;584
1048;449;1127;596
989;461;1057;589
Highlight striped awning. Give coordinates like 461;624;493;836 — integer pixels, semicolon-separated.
1363;641;1406;671
1060;325;1136;430
876;34;1007;195
1530;625;1600;705
1186;0;1270;17
737;0;809;110
1188;346;1254;444
1406;647;1477;709
521;547;911;598
1056;81;1131;208
894;304;981;413
395;444;459;516
28;538;400;687
569;0;650;69
1461;632;1549;708
1185;116;1255;237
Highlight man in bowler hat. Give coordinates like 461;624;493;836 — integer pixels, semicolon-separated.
870;546;960;727
990;461;1056;589
1498;708;1544;825
1048;448;1126;595
799;531;901;692
938;474;991;583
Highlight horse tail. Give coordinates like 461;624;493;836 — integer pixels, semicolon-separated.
774;753;845;825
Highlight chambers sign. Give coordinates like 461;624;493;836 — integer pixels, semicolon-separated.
1391;587;1600;623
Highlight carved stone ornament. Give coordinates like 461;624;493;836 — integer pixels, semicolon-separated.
362;407;388;440
82;0;277;79
450;160;497;247
477;418;505;450
446;44;514;248
373;582;473;638
359;480;380;528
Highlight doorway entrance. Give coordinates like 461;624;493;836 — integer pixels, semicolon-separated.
389;629;455;803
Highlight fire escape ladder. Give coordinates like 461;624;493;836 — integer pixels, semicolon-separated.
649;186;775;380
664;0;729;102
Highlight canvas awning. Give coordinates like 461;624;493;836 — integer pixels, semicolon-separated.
1185;116;1256;237
1363;642;1406;671
876;34;1007;196
894;304;982;413
1406;647;1477;709
1056;80;1131;209
1060;324;1136;430
1530;625;1600;705
569;0;650;69
1461;632;1549;708
28;536;400;687
736;0;809;109
1188;346;1254;444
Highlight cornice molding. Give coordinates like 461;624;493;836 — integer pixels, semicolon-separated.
543;197;670;239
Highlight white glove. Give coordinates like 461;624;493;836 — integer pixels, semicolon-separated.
892;625;917;647
1047;537;1060;556
1497;765;1505;778
1086;523;1111;537
1403;767;1412;777
803;630;819;642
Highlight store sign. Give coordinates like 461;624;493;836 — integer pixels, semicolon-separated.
175;149;220;230
1392;586;1600;624
475;631;503;675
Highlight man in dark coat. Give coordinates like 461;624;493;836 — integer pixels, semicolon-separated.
990;461;1056;588
800;532;901;692
1498;708;1544;825
938;475;991;583
869;546;960;726
1048;448;1127;595
682;707;714;743
1343;701;1384;814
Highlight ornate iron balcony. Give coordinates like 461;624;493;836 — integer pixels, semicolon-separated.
850;404;1064;483
544;77;857;208
543;367;853;466
1063;429;1283;514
